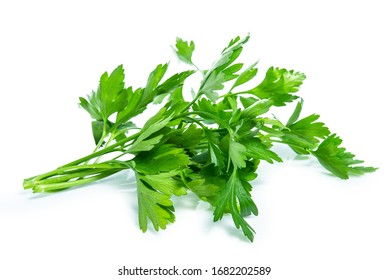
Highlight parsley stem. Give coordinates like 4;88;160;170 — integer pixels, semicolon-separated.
86;120;108;164
24;131;141;190
60;130;141;167
181;91;201;113
32;170;119;192
32;168;119;186
192;63;203;75
93;132;115;164
23;163;130;189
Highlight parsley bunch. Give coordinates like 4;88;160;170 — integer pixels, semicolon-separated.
23;35;376;241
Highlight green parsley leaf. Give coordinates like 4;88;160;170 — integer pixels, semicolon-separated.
244;138;282;163
134;144;190;175
199;71;225;101
136;170;186;232
127;107;172;152
184;165;224;204
166;124;203;151
282;113;330;154
91;120;105;145
203;130;226;168
312;134;377;179
286;99;303;126
198;35;250;102
153;70;195;104
79;64;128;121
229;138;247;169
241;99;273;119
115;87;144;124
223;63;244;82
213;168;258;242
173;37;195;65
246;67;306;106
231;62;258;90
142;64;168;105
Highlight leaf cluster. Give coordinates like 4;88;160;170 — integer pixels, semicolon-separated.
23;35;377;242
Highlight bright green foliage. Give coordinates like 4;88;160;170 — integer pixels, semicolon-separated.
133;144;190;175
282;100;330;154
24;35;376;242
79;64;127;122
244;67;306;106
137;170;186;232
231;62;258;90
173;37;195;65
213;168;258;241
229;139;247;169
243;138;282;163
312;134;377;179
198;36;249;101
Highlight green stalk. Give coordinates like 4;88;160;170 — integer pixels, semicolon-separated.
24;131;141;191
60;130;141;168
33;170;120;192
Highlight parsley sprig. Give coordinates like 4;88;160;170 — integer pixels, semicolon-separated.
23;35;376;241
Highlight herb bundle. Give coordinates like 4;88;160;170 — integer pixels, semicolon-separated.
24;35;376;241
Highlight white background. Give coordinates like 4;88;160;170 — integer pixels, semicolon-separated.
1;1;388;279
